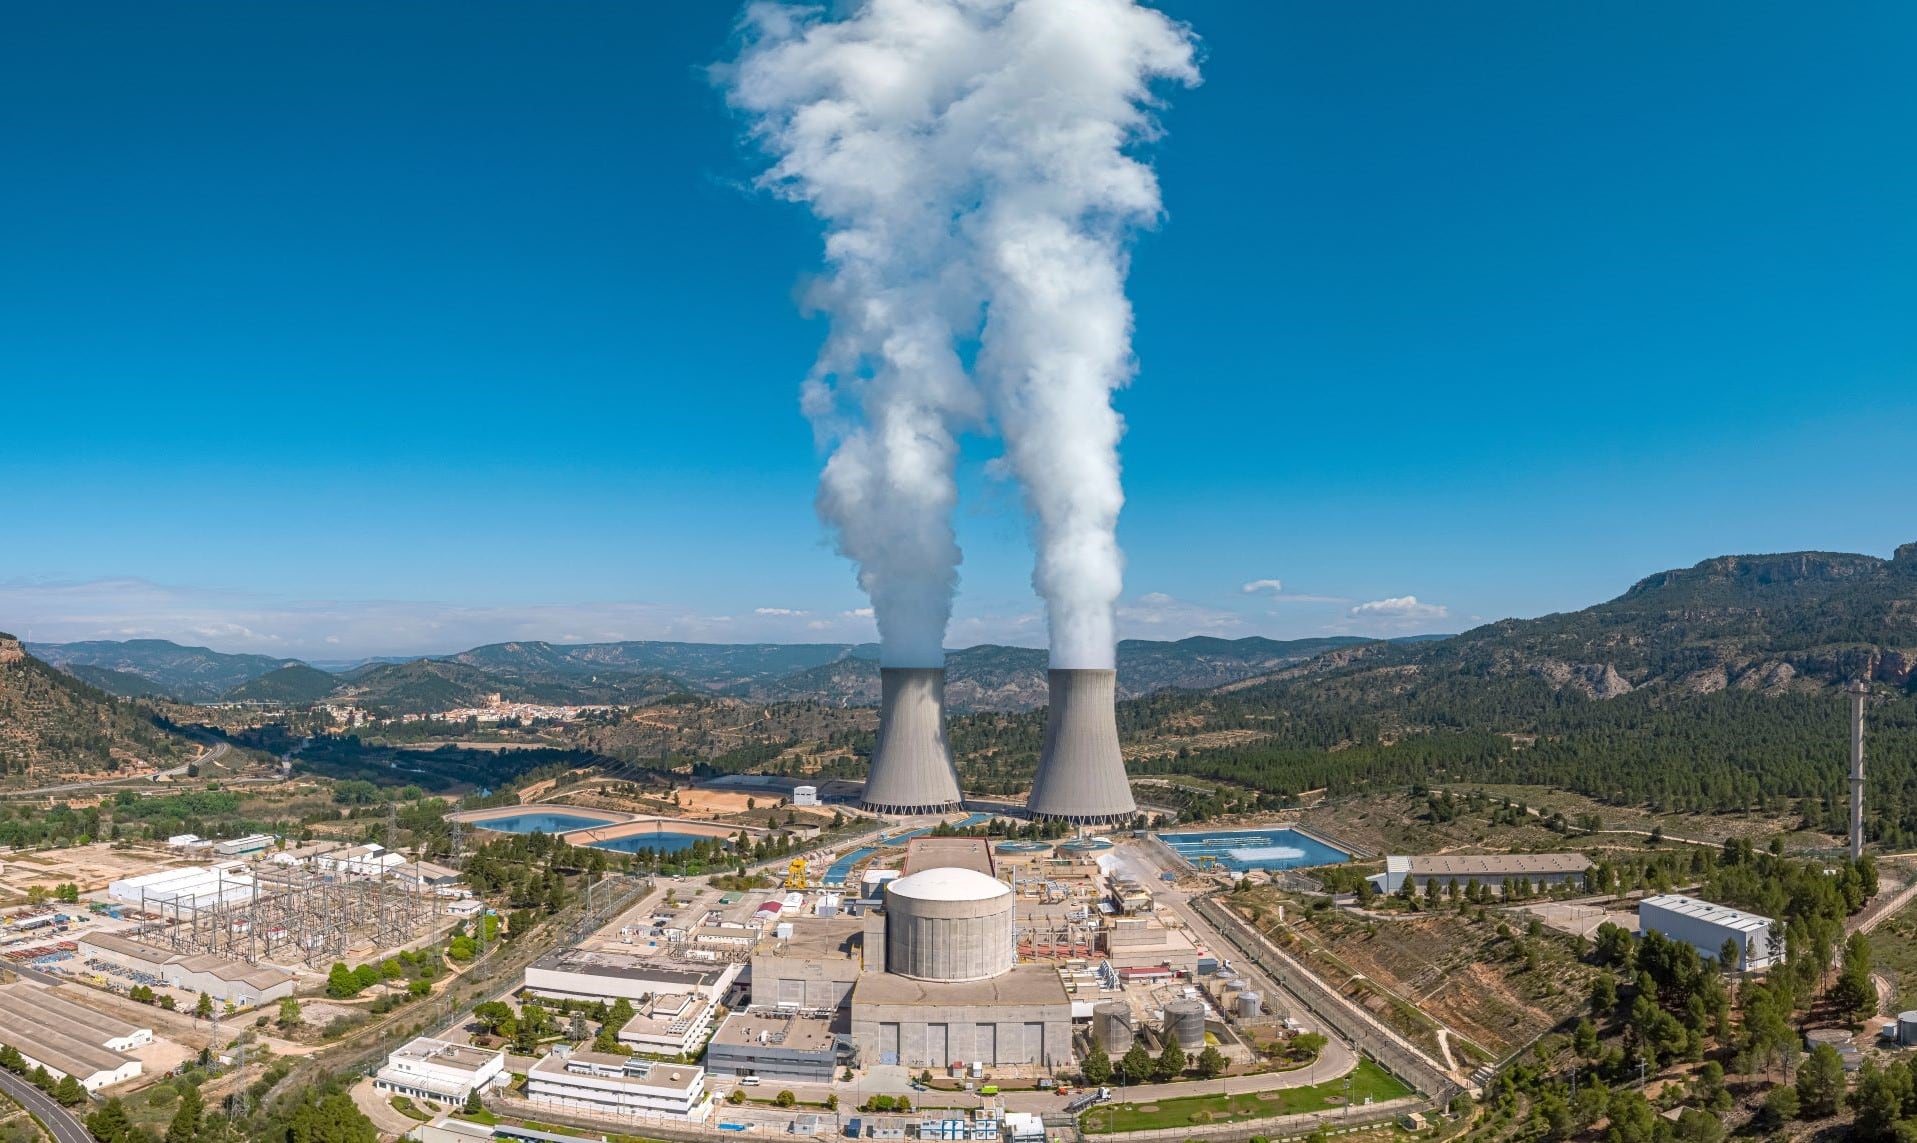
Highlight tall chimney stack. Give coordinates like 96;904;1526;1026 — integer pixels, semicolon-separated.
1849;681;1868;861
1029;669;1136;825
862;668;963;814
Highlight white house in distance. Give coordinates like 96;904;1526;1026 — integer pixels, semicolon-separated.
373;1037;506;1106
1638;894;1781;971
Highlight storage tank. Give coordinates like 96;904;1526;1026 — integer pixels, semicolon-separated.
883;867;1015;982
1235;992;1262;1019
1093;1000;1134;1054
1900;1012;1917;1046
1163;998;1206;1048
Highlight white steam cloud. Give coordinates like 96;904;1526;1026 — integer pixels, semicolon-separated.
726;0;1197;671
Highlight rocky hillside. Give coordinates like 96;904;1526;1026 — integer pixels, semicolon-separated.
1267;543;1917;710
0;633;195;778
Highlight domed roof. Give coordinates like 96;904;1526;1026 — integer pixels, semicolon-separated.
885;866;1012;902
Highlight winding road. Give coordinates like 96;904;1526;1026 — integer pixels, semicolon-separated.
0;1069;90;1143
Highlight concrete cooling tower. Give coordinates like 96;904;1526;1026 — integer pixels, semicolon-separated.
861;667;964;814
1028;668;1137;824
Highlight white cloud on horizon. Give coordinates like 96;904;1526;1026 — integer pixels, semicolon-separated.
0;578;1459;660
1348;595;1449;620
1240;578;1284;595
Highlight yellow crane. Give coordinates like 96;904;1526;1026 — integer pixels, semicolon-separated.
783;857;810;891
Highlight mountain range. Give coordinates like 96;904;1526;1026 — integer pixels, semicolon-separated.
3;540;1914;784
23;633;1404;714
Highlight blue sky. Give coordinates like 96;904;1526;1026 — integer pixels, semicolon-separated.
3;1;1913;657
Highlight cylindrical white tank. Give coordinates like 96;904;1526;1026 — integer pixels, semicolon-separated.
883;867;1015;982
1164;998;1206;1048
1236;991;1262;1019
1900;1012;1917;1046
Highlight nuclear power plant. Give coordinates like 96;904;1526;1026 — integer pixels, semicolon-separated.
861;668;964;814
861;665;1136;823
1028;668;1138;825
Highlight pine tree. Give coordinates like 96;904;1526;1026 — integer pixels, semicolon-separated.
166;1083;204;1143
86;1098;134;1143
1080;1041;1112;1085
1120;1042;1154;1085
1153;1040;1186;1082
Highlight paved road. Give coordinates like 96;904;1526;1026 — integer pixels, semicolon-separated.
0;1068;91;1143
1112;837;1457;1090
0;742;240;798
351;1076;425;1140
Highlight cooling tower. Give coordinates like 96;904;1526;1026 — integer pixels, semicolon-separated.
862;667;964;814
1028;669;1136;824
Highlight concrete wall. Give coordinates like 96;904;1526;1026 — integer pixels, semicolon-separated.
752;951;860;1010
849;1005;1070;1068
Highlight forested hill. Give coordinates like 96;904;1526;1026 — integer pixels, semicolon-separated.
0;632;194;778
1246;542;1917;709
745;635;1381;711
1113;543;1917;845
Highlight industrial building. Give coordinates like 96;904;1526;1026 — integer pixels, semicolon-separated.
522;947;740;1007
394;861;467;895
0;985;146;1091
374;1037;506;1106
750;837;1074;1067
706;1008;847;1081
851;862;1071;1066
752;917;863;1009
1367;853;1593;896
862;667;964;814
1027;669;1136;825
79;931;296;1006
615;990;721;1057
213;833;276;857
792;785;820;807
109;864;258;918
313;843;407;878
1639;894;1782;971
524;1048;710;1122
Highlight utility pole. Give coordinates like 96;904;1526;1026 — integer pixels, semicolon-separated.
1849;681;1869;861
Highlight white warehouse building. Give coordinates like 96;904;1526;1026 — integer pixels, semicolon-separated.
109;865;257;918
1638;894;1781;971
523;947;740;1007
525;1049;710;1122
373;1037;506;1106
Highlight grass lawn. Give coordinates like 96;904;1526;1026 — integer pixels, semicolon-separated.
1081;1059;1412;1133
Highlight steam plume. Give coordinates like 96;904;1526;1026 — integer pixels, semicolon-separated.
726;0;1196;670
